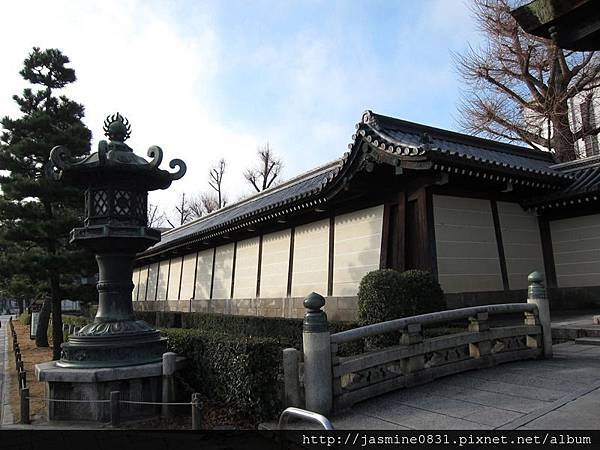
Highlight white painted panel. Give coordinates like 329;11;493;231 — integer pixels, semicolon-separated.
212;243;234;299
132;268;140;301
551;214;600;287
233;237;260;298
260;229;291;298
497;202;544;290
146;262;159;301
167;256;183;300
291;219;329;297
194;249;214;299
433;195;503;293
179;253;197;301
137;266;149;301
333;205;384;296
156;259;170;301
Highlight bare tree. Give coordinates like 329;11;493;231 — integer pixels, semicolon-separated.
208;159;227;209
244;143;283;192
188;195;204;220
200;192;223;214
455;0;600;162
171;193;193;227
147;203;166;228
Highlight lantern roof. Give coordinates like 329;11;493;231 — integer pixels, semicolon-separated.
49;113;186;190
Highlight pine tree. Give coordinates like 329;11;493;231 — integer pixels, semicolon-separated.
0;47;93;359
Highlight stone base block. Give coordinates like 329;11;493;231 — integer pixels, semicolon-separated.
36;358;184;422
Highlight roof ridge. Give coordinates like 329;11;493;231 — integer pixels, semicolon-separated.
161;157;343;237
364;110;556;162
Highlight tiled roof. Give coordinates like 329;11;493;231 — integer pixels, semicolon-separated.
139;111;573;257
148;159;344;252
361;111;567;180
525;155;600;210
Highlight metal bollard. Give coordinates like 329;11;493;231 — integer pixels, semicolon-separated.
20;387;30;424
19;369;27;389
191;393;202;430
110;391;120;427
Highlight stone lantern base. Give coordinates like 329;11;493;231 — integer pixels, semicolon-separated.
35;357;184;422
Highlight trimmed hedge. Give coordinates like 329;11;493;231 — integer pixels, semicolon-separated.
357;269;445;347
163;328;282;420
135;310;360;352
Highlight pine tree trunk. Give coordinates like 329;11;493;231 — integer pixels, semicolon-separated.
35;297;51;347
50;274;63;361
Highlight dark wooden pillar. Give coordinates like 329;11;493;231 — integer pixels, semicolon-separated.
380;191;406;271
406;187;437;276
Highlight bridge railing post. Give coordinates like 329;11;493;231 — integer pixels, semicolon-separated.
283;348;302;408
526;271;552;359
400;323;424;373
302;292;332;415
468;312;491;358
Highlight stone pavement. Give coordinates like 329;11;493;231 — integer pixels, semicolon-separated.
266;341;600;430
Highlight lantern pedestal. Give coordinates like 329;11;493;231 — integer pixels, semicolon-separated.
36;357;184;421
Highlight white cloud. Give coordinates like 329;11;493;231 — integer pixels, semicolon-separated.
0;0;263;222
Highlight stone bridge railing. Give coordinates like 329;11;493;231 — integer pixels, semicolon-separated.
283;272;552;416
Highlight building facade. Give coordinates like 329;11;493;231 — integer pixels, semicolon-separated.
132;111;600;320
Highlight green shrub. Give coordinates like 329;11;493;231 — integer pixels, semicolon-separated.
163;328;282;420
357;269;445;347
19;311;30;325
135;311;157;326
62;315;90;327
397;270;445;317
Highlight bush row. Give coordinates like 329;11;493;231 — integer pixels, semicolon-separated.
163;327;282;420
62;314;91;327
134;310;359;351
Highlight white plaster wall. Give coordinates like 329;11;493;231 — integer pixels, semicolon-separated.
260;229;291;298
137;265;149;301
333;205;384;296
291;219;329;297
167;256;183;300
433;195;503;293
194;249;214;299
132;267;140;301
233;237;260;299
156;259;170;301
212;243;234;299
497;202;544;289
146;262;159;301
179;253;197;301
551;214;600;287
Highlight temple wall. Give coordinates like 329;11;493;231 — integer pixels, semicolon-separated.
212;243;235;299
179;253;197;301
166;256;182;301
232;237;260;299
434;195;503;293
290;219;330;297
156;259;170;301
194;249;214;300
496;201;544;290
146;262;159;301
551;213;600;287
332;205;384;296
259;229;291;298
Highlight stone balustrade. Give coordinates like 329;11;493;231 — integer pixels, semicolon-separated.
289;271;551;415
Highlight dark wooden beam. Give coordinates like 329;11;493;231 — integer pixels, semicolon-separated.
230;241;238;299
425;189;438;278
256;235;263;298
327;214;335;296
191;251;199;301
538;216;558;288
491;200;510;291
287;227;295;297
177;255;185;301
209;247;217;299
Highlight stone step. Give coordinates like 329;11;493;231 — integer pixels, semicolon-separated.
574;337;600;346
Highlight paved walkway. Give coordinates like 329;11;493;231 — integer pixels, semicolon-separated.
323;342;600;430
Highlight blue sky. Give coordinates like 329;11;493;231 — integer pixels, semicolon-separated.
0;0;481;216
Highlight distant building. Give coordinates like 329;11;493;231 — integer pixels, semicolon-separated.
132;111;600;320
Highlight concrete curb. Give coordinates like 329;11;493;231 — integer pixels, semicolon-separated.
1;318;15;425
